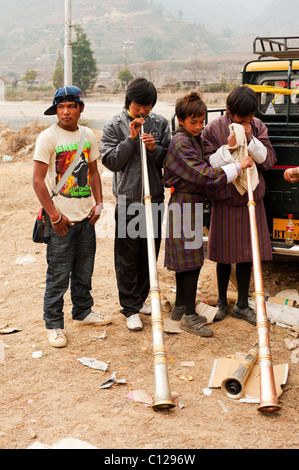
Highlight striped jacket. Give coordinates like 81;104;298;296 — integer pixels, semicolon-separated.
201;114;277;263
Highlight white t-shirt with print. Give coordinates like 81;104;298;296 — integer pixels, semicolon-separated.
34;123;99;221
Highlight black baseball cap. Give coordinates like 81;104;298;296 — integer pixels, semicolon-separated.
44;85;84;115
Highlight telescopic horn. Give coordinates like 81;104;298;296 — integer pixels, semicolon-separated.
140;121;175;410
245;141;281;413
221;343;258;399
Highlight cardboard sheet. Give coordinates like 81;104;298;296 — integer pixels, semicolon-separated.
208;352;288;403
195;302;217;323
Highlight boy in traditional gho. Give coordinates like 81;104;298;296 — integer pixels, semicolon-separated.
163;92;253;336
33;86;112;348
201;85;277;326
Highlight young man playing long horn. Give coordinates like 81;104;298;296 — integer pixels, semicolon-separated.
100;78;171;331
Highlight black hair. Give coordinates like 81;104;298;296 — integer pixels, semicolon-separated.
57;99;84;112
125;77;157;109
175;92;207;121
226;85;258;117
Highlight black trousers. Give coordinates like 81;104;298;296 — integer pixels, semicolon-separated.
114;203;163;318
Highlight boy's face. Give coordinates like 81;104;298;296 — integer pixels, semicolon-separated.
129;101;153;118
56;101;84;131
178;114;205;137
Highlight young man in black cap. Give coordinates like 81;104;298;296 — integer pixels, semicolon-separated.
33;86;112;348
100;77;171;331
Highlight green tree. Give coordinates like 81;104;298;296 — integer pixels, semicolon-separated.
118;68;134;89
72;25;98;95
22;69;37;86
52;52;64;89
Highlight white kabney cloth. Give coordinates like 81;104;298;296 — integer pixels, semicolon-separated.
209;123;259;195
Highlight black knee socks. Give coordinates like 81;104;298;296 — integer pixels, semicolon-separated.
217;262;252;308
175;268;201;315
236;262;252;309
216;263;231;305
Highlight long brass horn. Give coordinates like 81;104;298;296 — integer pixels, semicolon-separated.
221;343;259;399
245;141;281;413
140;122;175;410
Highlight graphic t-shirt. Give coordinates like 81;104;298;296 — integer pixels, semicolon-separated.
33;123;99;221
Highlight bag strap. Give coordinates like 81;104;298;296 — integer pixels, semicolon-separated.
52;126;87;197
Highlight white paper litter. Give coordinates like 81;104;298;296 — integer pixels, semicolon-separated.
15;254;36;265
249;299;299;327
91;331;107;340
99;372;127;388
32;351;42;358
28;437;98;449
77;357;109;371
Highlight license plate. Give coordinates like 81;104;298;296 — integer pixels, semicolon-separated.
273;218;299;241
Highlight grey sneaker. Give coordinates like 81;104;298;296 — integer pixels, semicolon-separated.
232;304;256;326
179;314;213;337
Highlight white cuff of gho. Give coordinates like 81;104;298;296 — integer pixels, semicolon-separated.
222;162;239;183
95;203;104;216
247;137;267;163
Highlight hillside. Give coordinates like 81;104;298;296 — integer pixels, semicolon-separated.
157;0;272;30
0;0;298;89
0;0;240;64
158;0;299;36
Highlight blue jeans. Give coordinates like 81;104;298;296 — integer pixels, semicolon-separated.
43;218;96;329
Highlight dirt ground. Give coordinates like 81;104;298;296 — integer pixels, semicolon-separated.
0;107;298;451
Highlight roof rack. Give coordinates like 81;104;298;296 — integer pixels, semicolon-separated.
253;36;299;59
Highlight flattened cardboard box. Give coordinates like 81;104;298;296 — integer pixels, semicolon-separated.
209;353;288;403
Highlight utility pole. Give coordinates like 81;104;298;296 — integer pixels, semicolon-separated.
64;0;72;86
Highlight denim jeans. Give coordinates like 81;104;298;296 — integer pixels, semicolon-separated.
43;218;96;329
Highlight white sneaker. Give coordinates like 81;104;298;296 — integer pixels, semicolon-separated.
47;329;67;348
139;302;151;315
73;311;112;326
126;314;143;331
